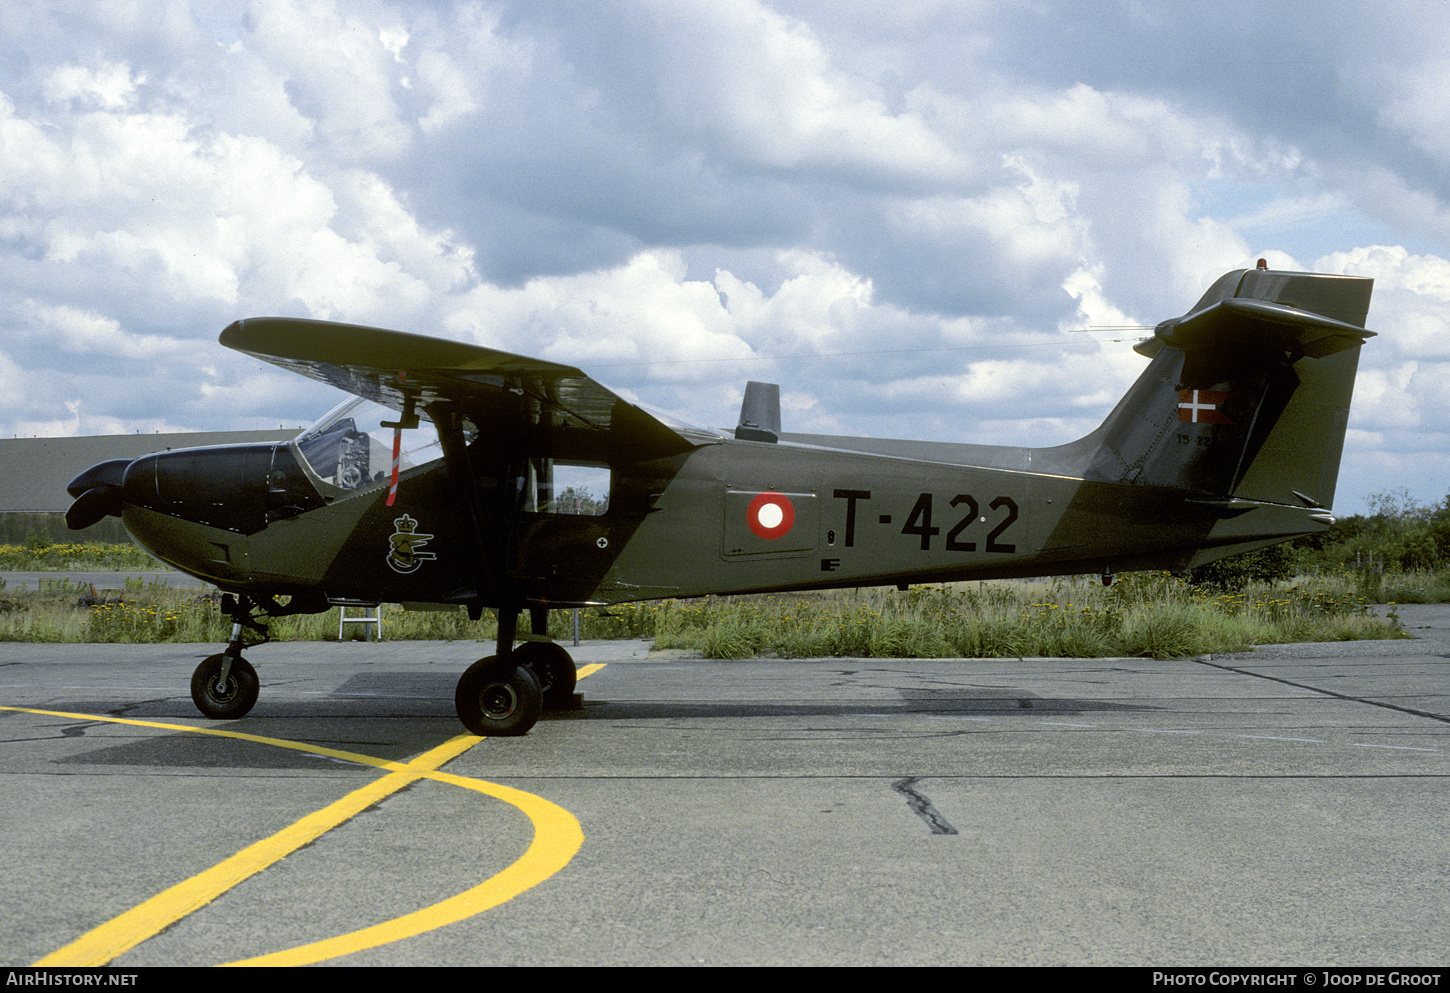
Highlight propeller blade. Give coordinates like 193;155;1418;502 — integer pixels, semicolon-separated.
66;485;123;530
66;459;130;499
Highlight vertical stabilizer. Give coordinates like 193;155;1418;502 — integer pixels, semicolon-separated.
1084;268;1373;509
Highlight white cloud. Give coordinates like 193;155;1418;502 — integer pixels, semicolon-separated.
448;250;752;377
0;350;29;417
722;249;874;351
1316;247;1450;360
884;359;1061;407
3;0;1450;516
239;0;414;161
1;85;469;323
23;304;198;363
1379;56;1450;164
414;48;479;133
642;0;964;182
43;61;143;110
1351;362;1421;431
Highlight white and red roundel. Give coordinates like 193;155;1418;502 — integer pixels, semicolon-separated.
746;491;795;540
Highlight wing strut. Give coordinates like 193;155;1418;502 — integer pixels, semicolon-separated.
430;404;494;621
430;404;534;663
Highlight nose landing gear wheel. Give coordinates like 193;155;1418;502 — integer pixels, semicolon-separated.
455;656;542;736
191;653;260;719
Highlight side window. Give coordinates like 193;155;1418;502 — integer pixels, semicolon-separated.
525;460;610;516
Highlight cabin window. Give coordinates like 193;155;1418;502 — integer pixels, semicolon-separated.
523;460;610;516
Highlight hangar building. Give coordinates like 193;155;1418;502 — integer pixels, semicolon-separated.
0;430;298;544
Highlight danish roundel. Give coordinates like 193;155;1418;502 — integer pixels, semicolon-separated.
746;491;795;540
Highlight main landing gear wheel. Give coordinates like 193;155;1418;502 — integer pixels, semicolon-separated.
512;641;578;710
191;653;260;719
455;657;542;737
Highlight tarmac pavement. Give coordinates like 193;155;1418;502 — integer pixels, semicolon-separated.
0;602;1446;967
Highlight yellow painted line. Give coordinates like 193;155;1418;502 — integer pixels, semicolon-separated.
8;659;604;966
227;772;583;966
31;726;480;967
0;707;418;772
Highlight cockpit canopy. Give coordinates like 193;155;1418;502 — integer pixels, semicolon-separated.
294;397;443;494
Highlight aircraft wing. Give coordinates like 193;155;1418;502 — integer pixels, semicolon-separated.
220;317;700;460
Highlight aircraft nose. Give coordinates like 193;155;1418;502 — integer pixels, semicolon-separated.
123;445;275;534
65;458;132;530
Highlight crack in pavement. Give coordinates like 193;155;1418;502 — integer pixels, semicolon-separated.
891;776;957;835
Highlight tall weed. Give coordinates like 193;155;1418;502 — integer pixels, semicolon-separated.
0;569;1409;655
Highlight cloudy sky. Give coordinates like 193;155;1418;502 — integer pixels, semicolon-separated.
5;0;1450;515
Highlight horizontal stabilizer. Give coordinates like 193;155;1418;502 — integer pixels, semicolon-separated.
1143;297;1375;359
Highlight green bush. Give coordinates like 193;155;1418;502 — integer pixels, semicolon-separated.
1189;544;1295;591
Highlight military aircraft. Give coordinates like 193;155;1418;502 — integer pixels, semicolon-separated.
65;263;1374;736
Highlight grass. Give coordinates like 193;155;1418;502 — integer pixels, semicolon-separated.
0;563;1408;656
0;541;165;572
647;573;1403;659
1371;569;1450;604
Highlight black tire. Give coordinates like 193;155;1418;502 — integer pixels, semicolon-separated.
191;653;260;720
455;656;542;737
513;641;577;710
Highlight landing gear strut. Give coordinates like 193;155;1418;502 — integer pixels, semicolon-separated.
453;605;578;736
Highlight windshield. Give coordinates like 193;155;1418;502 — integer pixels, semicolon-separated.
293;397;444;493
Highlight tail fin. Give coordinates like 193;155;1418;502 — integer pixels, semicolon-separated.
1084;266;1373;509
